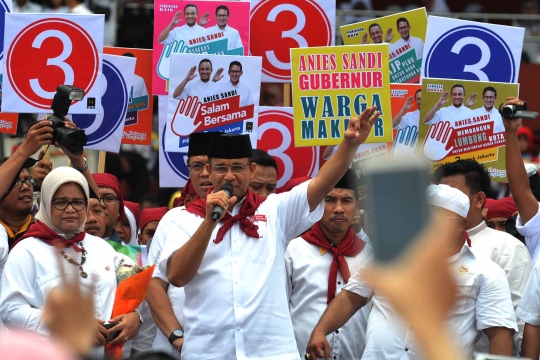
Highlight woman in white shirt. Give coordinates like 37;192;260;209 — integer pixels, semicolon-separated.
0;167;141;358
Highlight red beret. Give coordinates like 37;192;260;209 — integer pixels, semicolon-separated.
124;201;140;229
486;197;518;221
140;207;169;232
92;173;125;218
484;198;496;209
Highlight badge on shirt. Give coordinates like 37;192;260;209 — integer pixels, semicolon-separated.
252;214;267;222
458;265;468;273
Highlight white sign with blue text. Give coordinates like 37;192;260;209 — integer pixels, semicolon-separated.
422;16;524;83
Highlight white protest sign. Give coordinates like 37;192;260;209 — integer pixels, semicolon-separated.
422;16;524;83
3;13;104;113
164;52;261;152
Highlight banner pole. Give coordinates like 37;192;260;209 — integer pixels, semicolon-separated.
98;151;106;173
283;83;291;107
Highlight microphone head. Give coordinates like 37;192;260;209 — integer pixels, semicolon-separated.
221;182;234;197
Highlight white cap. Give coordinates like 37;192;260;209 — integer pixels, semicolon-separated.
426;184;470;218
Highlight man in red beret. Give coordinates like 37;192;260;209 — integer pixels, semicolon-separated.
486;197;519;233
139;207;169;246
92;173;125;243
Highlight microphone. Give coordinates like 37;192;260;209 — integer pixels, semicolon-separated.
212;182;233;221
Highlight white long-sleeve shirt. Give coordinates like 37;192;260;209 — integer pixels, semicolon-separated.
158;180;324;360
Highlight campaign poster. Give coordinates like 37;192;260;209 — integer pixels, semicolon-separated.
159;94;189;187
0;76;18;134
164;52;261;152
418;78;519;182
291;44;392;147
2;13;104;114
257;106;319;190
422;16;524;83
340;8;427;84
250;0;336;83
153;0;250;95
70;54;136;153
390;83;422;158
104;47;153;145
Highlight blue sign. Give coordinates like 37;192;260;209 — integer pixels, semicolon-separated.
424;25;516;83
72;59;128;146
162;125;189;181
0;0;10;61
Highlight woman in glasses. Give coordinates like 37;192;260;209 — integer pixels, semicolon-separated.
0;167;142;359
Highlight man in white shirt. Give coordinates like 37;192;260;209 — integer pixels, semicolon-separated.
393;89;421;129
219;61;254;107
13;0;42;13
501;97;540;263
424;84;474;126
434;159;532;353
158;4;207;46
286;169;371;360
471;86;505;134
146;132;214;357
172;58;223;101
203;5;243;50
306;184;517;360
65;0;93;14
517;252;540;359
159;107;381;360
362;23;392;44
389;17;424;62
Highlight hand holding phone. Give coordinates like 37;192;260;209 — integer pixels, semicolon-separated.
103;321;120;342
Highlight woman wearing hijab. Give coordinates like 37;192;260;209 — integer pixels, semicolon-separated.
0;167;142;359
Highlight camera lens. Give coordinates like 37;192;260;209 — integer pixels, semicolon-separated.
502;105;516;119
55;127;87;156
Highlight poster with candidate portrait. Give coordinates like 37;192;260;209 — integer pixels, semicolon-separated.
418;78;519;182
340;8;427;84
153;0;250;95
164;52;261;152
390;83;422;158
105;47;153;145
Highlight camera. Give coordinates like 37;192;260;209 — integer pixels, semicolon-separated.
48;85;88;156
499;101;539;120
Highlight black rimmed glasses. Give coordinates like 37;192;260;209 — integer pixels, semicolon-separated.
52;199;87;211
13;177;36;189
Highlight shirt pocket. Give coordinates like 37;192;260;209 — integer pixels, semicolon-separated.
453;274;476;315
249;222;275;264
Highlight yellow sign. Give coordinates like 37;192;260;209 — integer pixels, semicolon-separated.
291;44;392;147
340;8;427;84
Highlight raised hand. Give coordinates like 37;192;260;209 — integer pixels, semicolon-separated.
422;121;454;162
186;66;197;81
171;11;182;26
501;96;523;132
362;33;369;44
386;27;394;42
18;120;53;158
402;96;414;112
437;91;449;107
170;96;203;137
393;125;419;159
199;11;211;26
213;67;224;82
345;106;380;145
465;93;478;108
157;40;189;81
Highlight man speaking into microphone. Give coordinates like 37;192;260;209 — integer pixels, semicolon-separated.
158;106;380;360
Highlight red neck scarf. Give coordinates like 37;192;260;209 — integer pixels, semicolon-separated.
13;220;86;252
185;188;266;243
302;222;366;304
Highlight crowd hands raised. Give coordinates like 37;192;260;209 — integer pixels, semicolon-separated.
0;101;539;360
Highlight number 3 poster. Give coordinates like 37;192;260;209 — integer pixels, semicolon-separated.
422;16;524;83
2;13;104;114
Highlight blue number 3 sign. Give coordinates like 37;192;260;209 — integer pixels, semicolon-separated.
424;25;517;83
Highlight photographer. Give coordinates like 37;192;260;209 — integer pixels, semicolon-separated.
502;97;540;262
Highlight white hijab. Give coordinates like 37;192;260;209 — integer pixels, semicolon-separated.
36;167;90;239
124;205;139;245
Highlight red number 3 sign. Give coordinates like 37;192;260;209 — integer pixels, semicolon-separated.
257;107;319;190
250;0;336;82
3;14;103;113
